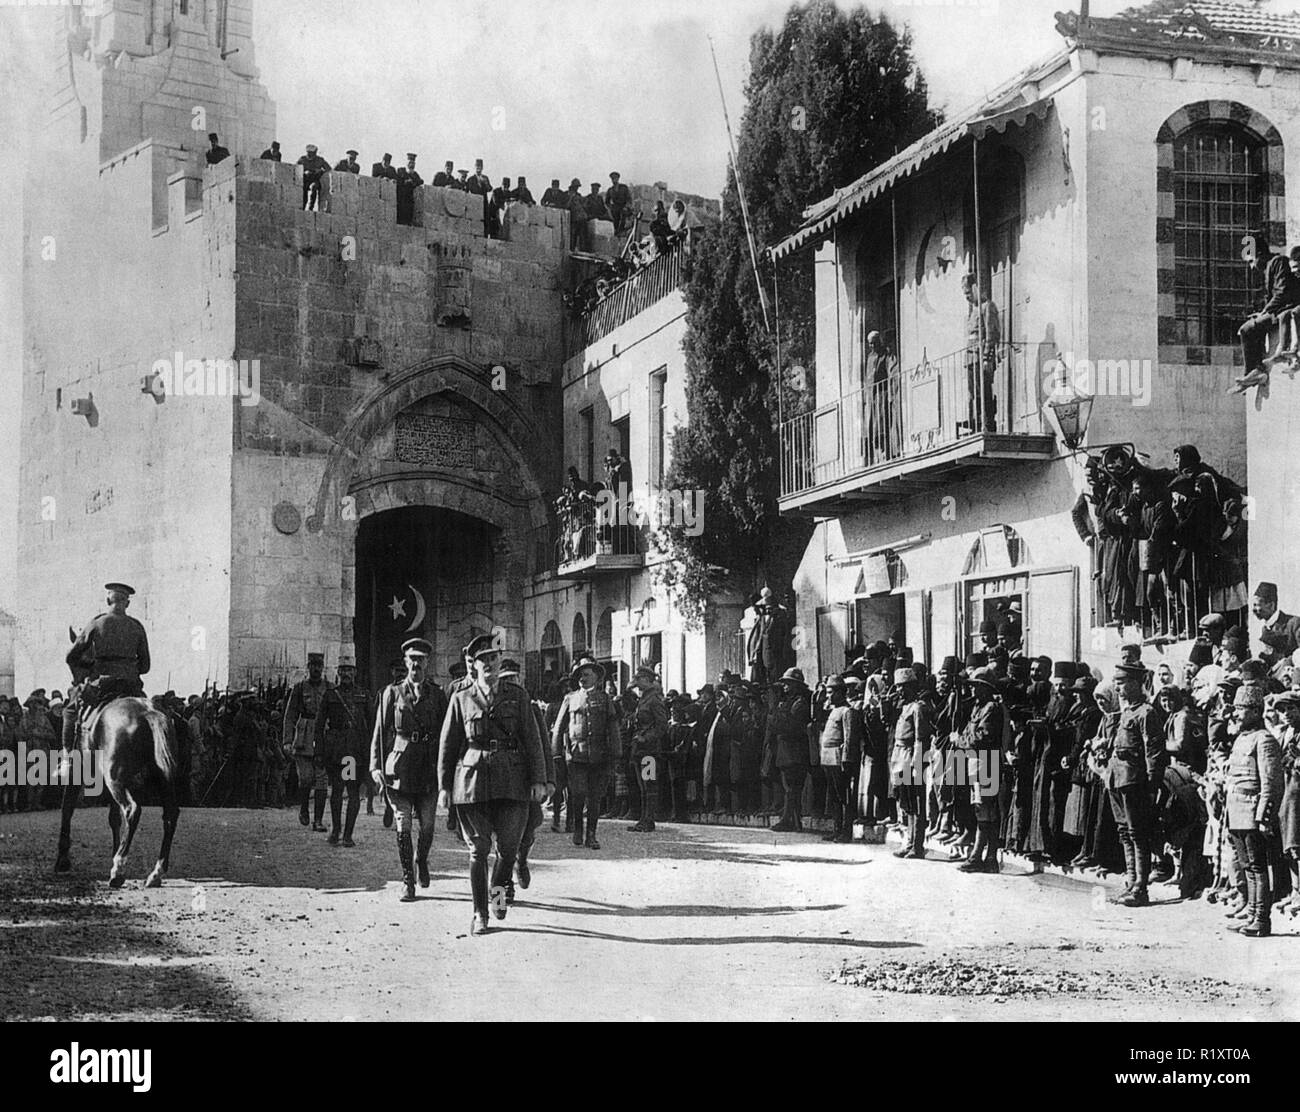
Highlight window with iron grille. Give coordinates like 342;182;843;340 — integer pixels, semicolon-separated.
1172;124;1265;347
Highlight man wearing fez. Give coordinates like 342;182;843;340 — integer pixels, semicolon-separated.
371;638;447;902
371;152;398;181
512;175;535;205
433;160;455;187
552;656;623;849
317;657;370;847
395;153;423;225
540;179;566;208
1253;581;1300;665
284;651;330;831
890;666;933;859
439;636;547;935
1103;661;1167;907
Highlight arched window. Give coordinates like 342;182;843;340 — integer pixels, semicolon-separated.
572;613;587;657
962;525;1029;576
1172;123;1266;347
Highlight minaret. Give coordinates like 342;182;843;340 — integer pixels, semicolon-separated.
47;0;276;172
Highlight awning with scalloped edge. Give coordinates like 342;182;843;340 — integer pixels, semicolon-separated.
769;97;1054;261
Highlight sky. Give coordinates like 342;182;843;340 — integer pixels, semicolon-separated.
0;0;1284;613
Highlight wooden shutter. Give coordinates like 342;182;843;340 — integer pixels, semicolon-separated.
1027;568;1079;663
817;604;850;678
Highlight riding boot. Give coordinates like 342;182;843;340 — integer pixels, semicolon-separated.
1244;864;1273;937
470;853;490;920
585;808;601;849
1109;838;1136;903
416;828;434;887
312;788;328;830
298;784;311;826
329;788;344;839
631;784;658;832
397;831;416;901
570;796;585;846
1121;841;1151;907
343;792;361;841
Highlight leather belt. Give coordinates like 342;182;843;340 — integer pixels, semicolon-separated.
467;739;519;752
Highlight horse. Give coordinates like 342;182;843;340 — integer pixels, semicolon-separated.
54;696;182;889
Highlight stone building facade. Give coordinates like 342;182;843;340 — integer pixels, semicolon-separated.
773;1;1298;676
16;0;717;696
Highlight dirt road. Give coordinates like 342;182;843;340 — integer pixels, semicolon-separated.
0;806;1293;1021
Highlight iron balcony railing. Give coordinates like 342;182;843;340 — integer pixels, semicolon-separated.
567;244;685;355
779;342;1045;499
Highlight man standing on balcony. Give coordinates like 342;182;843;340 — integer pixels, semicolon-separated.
962;273;1001;434
865;331;898;464
604;448;634;554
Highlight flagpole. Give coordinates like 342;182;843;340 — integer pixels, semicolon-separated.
708;35;771;332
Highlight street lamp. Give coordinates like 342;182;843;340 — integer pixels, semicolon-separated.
1046;379;1094;452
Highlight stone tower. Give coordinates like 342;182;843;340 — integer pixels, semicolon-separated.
18;1;569;694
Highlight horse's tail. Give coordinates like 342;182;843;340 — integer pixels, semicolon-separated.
143;708;178;783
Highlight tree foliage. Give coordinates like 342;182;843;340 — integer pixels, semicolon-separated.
658;0;940;626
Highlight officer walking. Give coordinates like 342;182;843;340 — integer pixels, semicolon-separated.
439;636;547;934
502;659;555;903
64;583;152;755
371;638;448;902
552;657;622;849
318;657;371;847
284;651;330;831
1104;661;1167;907
627;667;668;832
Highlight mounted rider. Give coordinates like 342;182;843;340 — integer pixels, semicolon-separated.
62;583;152;756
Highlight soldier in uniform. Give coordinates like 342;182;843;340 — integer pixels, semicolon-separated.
502;658;555;902
606;171;631;232
1104;661;1167;907
1226;686;1284;936
552;657;622;849
371;153;398;181
284;651;331;831
890;667;933;859
334;149;361;174
956;667;1005;872
628;666;668;832
370;638;448;902
260;140;282;162
64;583;152;757
318;658;370;846
439;635;548;935
432;160;455;187
205;133;230;165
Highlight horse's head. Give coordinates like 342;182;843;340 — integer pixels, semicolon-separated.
68;626;92;684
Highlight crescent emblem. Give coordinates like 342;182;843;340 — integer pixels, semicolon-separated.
405;586;427;633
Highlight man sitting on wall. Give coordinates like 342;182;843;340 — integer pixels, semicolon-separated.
1234;238;1300;393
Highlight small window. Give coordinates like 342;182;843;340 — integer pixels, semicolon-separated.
649;367;668;488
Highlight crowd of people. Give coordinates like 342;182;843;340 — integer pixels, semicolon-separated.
1074;442;1247;641
554;448;639;562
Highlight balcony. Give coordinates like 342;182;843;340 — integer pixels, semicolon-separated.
778;342;1056;516
567;243;685;356
553;505;644;581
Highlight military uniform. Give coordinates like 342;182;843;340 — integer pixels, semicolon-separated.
956;670;1005;871
513;672;556;897
334;153;361;174
297;149;330;210
284;665;330;828
439;651;546;929
1104;669;1167;904
1226;707;1283;935
628;675;668;832
889;672;933;858
65;585;152;753
552;672;623;848
371;158;398;181
318;676;370;845
371;662;447;895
